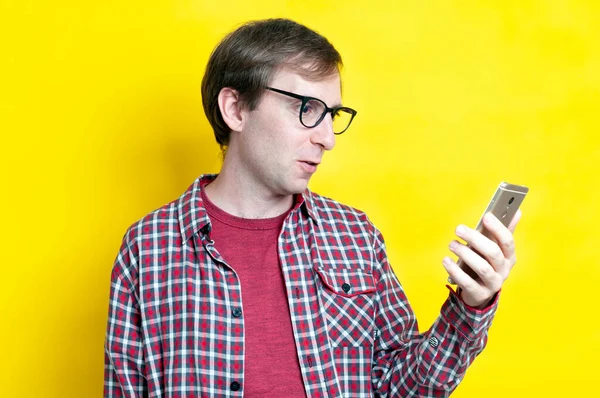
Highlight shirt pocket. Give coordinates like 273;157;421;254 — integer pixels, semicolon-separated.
315;267;377;347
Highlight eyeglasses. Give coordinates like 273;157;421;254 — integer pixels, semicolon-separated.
265;87;357;135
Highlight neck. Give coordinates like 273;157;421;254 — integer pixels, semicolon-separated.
204;153;295;219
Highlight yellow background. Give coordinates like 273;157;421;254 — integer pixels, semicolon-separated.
2;0;599;396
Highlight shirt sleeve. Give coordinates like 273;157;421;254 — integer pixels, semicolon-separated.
104;234;147;397
370;227;499;397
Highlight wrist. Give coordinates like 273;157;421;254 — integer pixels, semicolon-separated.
457;287;496;310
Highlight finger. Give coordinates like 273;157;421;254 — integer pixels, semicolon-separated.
482;213;516;263
443;257;498;308
449;240;503;289
507;209;522;234
442;256;481;292
455;224;507;270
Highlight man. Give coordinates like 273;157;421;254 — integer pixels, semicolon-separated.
104;18;521;397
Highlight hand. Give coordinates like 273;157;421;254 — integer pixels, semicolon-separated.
442;210;522;308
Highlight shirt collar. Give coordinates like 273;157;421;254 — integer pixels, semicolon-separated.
177;174;215;243
299;188;319;224
178;174;319;243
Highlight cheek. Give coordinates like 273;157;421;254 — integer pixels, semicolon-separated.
259;122;298;159
244;109;306;164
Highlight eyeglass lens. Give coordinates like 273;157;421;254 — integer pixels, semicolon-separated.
300;99;353;134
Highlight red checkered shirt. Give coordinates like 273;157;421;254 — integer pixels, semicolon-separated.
104;174;499;397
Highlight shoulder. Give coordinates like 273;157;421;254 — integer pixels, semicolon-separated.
111;199;179;278
307;190;378;241
120;174;212;250
122;199;180;248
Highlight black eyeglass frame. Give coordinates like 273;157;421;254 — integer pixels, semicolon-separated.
265;87;357;135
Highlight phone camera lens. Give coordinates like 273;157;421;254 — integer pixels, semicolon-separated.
508;197;515;205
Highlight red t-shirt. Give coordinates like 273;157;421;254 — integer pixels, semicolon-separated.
201;190;306;397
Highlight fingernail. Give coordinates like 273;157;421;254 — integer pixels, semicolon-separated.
449;241;458;250
456;225;465;236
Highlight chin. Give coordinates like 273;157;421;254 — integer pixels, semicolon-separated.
284;179;310;195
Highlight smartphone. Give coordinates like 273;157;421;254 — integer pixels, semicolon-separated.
450;182;529;283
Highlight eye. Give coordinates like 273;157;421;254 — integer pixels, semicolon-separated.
301;103;314;114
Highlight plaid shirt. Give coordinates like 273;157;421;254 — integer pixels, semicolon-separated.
104;174;499;397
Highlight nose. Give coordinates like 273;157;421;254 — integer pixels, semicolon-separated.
310;113;336;151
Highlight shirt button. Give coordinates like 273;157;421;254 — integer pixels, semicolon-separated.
429;337;439;348
342;283;351;293
230;381;241;391
232;308;242;318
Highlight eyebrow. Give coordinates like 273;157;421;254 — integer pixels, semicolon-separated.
267;87;343;109
310;95;343;109
306;92;342;108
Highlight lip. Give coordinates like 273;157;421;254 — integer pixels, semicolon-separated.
298;160;320;174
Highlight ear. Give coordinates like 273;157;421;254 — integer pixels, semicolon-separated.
217;87;245;132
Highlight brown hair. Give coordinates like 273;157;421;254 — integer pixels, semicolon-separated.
201;18;343;149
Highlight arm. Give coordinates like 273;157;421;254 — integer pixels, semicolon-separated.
104;235;146;397
370;228;498;397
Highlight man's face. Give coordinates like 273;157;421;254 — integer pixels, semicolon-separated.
236;68;340;197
